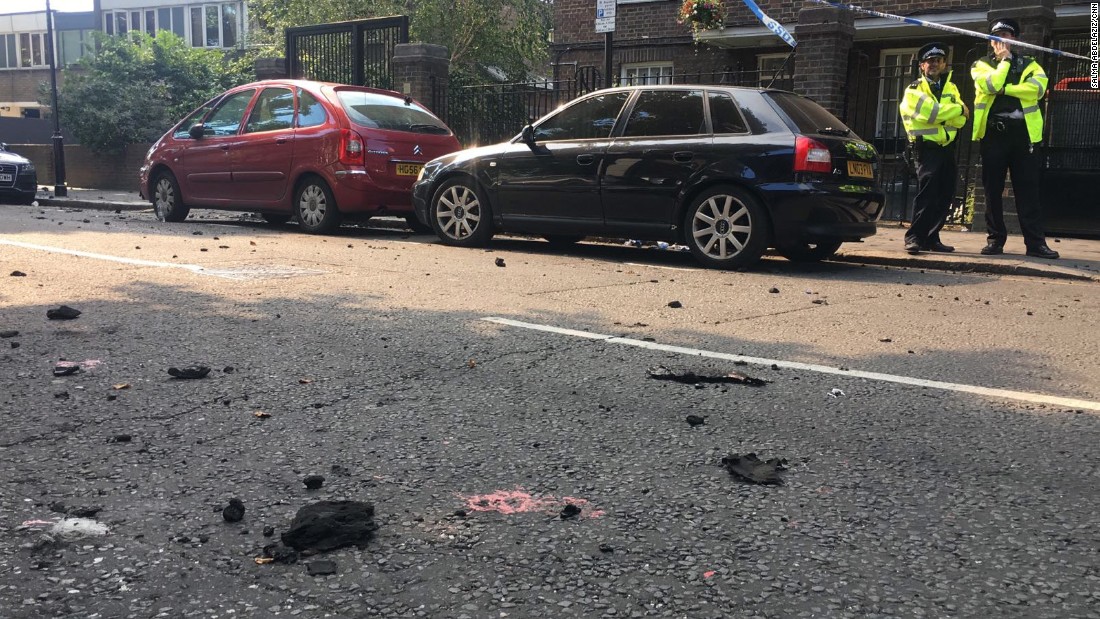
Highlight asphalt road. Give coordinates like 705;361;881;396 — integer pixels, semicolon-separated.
2;205;1099;619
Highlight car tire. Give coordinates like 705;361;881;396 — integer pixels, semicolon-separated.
544;234;586;247
405;214;433;234
262;213;291;225
683;185;769;269
152;170;189;223
430;177;493;247
775;240;843;262
294;176;341;234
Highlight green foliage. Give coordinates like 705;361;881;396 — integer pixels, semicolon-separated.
57;32;253;154
249;0;551;78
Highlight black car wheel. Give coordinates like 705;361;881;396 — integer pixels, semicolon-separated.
262;213;291;225
775;240;843;263
431;178;493;247
152;170;190;222
684;185;768;269
295;176;341;234
544;234;586;247
405;214;433;234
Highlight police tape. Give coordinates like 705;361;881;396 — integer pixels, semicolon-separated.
809;0;1093;61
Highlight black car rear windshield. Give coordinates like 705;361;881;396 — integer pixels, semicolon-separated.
766;91;854;137
336;90;451;135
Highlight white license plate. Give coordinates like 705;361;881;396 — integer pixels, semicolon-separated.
847;161;873;179
395;163;422;177
0;173;12;183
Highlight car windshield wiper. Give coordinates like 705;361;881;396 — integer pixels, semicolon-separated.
818;127;851;137
409;124;450;134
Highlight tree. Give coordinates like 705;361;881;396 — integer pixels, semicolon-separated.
248;0;552;80
56;32;254;154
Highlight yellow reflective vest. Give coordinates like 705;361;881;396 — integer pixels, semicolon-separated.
971;55;1047;143
899;71;967;146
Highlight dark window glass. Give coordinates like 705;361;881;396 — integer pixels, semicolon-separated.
157;8;170;34
297;89;328;128
190;8;202;46
221;5;237;47
203;89;254;136
146;10;156;37
172;97;220;139
336;90;450;134
534;92;630;141
205;5;219;47
244;88;295;133
104;13;114;36
708;92;749;134
766;91;854;136
171;7;185;38
621;90;705;137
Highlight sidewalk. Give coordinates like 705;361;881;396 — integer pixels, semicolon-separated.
31;187;1100;282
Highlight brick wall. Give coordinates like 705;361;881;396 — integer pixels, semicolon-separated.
0;69;55;108
14;143;151;192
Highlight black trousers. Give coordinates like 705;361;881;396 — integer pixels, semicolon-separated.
980;121;1046;248
905;141;956;246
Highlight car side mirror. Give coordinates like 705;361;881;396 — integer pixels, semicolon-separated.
0;142;7;151
189;124;206;139
521;124;537;145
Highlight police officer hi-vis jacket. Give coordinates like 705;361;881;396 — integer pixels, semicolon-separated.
900;69;967;147
971;42;1047;143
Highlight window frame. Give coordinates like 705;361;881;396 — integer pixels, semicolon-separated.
620;62;674;86
875;47;920;140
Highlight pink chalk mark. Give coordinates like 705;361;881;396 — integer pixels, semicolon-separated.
54;360;103;370
703;570;716;579
21;519;56;527
461;488;604;519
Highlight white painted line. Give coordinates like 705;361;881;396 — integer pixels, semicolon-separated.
0;239;323;280
482;316;1100;412
624;262;697;272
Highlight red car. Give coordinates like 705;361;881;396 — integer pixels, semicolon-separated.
139;79;460;233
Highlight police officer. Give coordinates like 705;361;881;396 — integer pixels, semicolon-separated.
971;18;1059;259
900;42;968;254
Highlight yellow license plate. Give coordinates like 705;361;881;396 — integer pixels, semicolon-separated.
847;161;874;179
395;163;423;177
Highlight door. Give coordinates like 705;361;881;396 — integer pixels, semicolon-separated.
183;88;255;203
493;91;630;232
233;86;296;204
601;89;715;235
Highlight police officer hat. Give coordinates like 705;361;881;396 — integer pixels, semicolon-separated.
917;42;948;62
989;18;1020;36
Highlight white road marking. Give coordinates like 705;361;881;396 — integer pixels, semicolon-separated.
624;262;697;272
0;239;322;280
482;316;1100;412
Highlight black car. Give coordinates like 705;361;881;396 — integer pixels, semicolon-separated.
413;85;885;269
0;143;38;205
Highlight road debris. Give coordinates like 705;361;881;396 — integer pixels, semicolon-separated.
722;453;787;485
461;488;604;519
303;475;325;490
168;365;211;379
222;498;245;523
53;364;79;377
107;434;132;443
647;365;768;386
307;560;338;576
46;305;81;320
828;388;845;398
686;415;706;427
253;411;271;419
0;330;18;338
112;383;131;390
495;258;506;267
560;503;582;520
667;300;683;308
281;500;379;552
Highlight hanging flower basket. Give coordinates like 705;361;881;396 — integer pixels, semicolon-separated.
679;0;724;33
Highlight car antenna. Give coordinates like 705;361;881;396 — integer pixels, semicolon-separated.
766;50;796;89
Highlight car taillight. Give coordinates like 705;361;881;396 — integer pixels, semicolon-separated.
794;136;832;174
339;129;365;166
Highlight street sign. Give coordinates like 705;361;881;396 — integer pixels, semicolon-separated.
596;0;615;32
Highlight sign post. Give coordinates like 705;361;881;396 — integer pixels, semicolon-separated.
595;0;615;88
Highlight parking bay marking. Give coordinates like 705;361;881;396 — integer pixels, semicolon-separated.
0;239;324;280
483;316;1100;413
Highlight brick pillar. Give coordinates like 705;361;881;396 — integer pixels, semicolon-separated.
793;6;855;118
393;43;450;118
970;0;1056;234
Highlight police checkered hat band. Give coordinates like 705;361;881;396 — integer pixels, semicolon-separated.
990;20;1018;36
922;47;946;59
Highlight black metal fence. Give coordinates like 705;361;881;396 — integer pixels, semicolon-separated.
443;66;796;148
1042;34;1100;174
285;16;408;90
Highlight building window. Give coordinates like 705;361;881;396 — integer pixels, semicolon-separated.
621;62;673;86
59;29;94;66
103;3;242;48
757;53;793;89
876;48;918;139
1;33;49;68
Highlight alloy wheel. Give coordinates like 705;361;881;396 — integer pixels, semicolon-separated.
690;193;753;260
435;184;482;240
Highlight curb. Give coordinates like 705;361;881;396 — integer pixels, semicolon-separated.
37;198;149;212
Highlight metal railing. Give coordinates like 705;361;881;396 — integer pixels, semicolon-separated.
285;16;408;90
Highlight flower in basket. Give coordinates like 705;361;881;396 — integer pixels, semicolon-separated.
679;0;723;32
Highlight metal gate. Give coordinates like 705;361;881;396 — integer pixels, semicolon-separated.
285;17;409;89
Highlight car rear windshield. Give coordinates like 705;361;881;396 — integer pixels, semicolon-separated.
336;90;451;135
765;91;854;137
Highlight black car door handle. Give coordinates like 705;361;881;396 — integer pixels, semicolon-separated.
220;144;230;151
576;154;596;165
673;151;694;163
